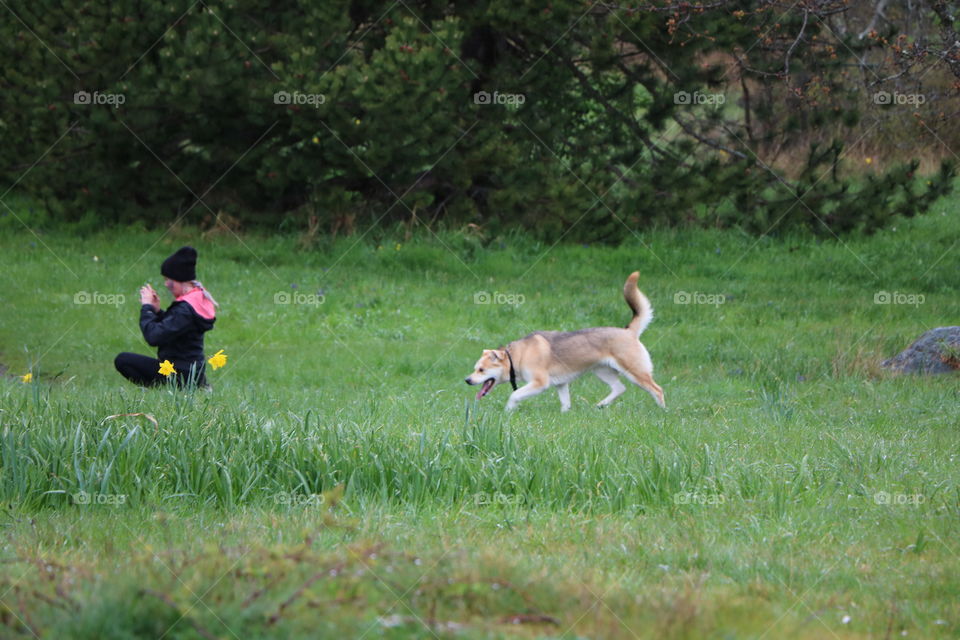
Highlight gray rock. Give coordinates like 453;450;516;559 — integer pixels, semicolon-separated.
882;326;960;374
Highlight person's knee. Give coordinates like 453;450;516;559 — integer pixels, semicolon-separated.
115;352;131;373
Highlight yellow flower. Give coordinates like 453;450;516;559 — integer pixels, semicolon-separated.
158;360;177;377
21;372;32;383
865;157;873;164
312;136;319;144
208;349;227;370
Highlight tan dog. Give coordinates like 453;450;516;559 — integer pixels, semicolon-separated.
465;272;665;412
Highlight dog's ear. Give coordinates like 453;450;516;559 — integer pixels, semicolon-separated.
488;350;501;362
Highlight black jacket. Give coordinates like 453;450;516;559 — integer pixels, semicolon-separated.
140;301;215;367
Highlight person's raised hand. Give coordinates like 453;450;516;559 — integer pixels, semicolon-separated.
140;284;160;309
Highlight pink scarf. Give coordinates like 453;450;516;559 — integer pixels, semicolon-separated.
177;283;217;319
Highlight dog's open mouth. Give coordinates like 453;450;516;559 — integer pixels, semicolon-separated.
476;378;496;399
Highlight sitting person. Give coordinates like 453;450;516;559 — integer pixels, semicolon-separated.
115;246;218;388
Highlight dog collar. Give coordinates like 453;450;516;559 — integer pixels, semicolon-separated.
504;348;518;390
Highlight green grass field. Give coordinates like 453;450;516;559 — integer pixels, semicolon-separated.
1;195;959;638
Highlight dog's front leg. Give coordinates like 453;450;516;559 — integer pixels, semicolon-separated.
505;381;549;411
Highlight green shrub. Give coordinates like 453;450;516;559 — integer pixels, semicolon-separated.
1;1;953;239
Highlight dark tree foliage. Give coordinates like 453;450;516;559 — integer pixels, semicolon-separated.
0;1;954;241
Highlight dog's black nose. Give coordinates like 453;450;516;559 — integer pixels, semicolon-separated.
464;378;471;385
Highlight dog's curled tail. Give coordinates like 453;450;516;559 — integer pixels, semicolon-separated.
624;271;654;337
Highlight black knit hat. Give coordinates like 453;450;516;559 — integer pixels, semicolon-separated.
161;246;198;282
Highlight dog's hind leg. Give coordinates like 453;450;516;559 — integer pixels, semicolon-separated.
620;365;666;409
556;383;571;412
594;367;626;408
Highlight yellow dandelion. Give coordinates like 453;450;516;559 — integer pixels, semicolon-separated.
312;136;319;144
158;360;177;377
21;372;32;383
865;157;873;164
208;349;227;370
